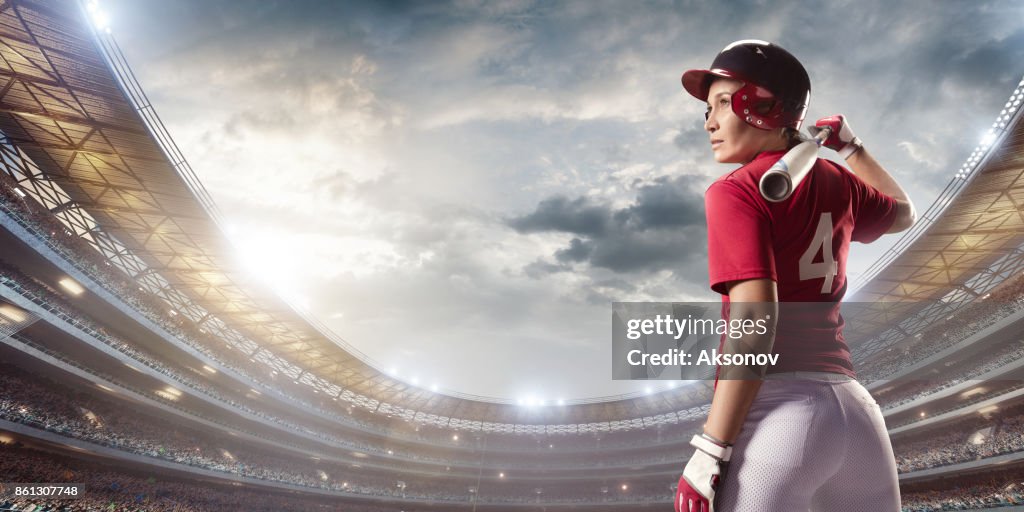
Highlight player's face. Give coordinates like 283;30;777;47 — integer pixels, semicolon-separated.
704;78;785;164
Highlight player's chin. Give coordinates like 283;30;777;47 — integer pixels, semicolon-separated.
711;148;733;164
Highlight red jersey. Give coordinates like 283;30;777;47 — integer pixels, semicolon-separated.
705;149;898;377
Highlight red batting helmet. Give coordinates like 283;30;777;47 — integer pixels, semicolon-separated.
682;39;810;130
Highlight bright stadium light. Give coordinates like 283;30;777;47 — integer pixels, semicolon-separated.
556;398;565;406
0;304;27;323
58;277;85;296
980;129;997;147
85;0;111;34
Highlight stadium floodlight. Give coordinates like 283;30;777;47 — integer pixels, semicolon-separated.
980;130;997;147
499;472;505;478
430;384;438;392
977;405;999;415
644;386;653;395
58;277;85;296
556;398;565;406
452;434;459;441
0;304;27;323
85;0;111;34
12;187;25;198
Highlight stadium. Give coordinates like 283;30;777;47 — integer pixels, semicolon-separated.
1;0;1023;510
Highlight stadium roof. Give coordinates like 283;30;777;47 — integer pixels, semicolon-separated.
843;79;1024;351
0;0;1021;429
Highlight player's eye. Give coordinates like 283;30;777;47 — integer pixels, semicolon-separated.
704;106;711;120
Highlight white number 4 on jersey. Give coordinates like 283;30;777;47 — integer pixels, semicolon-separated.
800;212;839;294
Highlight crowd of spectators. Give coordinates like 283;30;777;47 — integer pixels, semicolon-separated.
895;401;1024;473
859;272;1024;382
875;338;1024;410
900;467;1024;511
0;441;422;512
5;355;1024;508
0;363;687;503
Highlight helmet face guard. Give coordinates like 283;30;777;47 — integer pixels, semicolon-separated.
683;40;810;131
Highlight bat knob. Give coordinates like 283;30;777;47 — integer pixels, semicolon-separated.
760;167;793;202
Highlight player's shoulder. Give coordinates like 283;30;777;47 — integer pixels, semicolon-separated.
707;150;785;197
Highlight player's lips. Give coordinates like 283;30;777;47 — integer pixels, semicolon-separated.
710;139;723;148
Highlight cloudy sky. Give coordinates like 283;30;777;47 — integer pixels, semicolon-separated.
102;0;1024;402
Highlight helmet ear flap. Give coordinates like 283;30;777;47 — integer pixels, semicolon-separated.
729;82;802;130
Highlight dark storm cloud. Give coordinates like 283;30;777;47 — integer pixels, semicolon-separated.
555;238;593;263
509;175;707;274
507;196;610;236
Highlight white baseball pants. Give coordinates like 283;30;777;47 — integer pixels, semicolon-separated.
714;371;901;511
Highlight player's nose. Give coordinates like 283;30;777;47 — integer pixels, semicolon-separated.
705;115;717;133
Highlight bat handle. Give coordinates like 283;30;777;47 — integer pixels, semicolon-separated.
810;125;832;147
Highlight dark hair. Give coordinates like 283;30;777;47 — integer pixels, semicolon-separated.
783;128;802;149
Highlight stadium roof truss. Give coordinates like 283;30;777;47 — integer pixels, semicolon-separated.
0;0;1022;430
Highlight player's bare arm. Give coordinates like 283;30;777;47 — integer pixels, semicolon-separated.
811;115;917;234
703;278;779;444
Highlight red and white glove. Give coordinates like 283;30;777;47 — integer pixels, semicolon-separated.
808;114;863;160
675;433;733;512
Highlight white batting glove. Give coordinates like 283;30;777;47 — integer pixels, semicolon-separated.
675;433;732;512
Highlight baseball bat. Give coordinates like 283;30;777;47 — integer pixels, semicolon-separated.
758;125;832;202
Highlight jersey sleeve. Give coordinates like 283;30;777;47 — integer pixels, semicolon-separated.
705;179;776;295
849;171;899;244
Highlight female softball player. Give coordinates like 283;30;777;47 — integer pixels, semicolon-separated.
673;40;917;511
